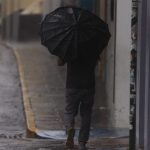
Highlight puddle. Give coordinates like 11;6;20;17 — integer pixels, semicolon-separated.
36;129;129;140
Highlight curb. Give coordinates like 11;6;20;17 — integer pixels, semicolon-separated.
1;42;37;138
13;48;37;138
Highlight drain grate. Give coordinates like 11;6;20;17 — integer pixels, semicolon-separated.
0;133;24;139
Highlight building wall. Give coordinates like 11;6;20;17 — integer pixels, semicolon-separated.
1;0;42;41
104;0;116;128
130;0;138;149
2;0;37;15
114;0;131;128
20;0;37;9
136;0;150;149
101;0;131;129
43;0;61;16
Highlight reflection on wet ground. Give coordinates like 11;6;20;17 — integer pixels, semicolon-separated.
37;128;129;139
94;148;126;150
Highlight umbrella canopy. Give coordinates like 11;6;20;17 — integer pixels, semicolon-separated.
40;6;111;62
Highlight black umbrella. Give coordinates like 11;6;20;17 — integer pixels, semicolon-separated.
40;6;111;62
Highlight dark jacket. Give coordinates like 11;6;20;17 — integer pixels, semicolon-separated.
66;58;97;89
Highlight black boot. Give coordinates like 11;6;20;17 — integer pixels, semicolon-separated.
78;142;87;150
66;128;75;149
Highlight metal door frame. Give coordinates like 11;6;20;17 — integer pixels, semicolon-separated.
136;0;150;149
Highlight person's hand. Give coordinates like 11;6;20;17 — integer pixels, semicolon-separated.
57;57;66;66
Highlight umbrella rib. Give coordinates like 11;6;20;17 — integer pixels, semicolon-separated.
51;30;74;58
80;25;109;34
42;26;73;43
63;30;77;60
42;25;70;33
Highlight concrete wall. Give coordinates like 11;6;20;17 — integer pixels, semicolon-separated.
42;0;81;16
20;0;37;9
104;0;131;128
114;0;131;128
19;15;41;41
43;0;61;16
1;0;43;41
2;0;37;15
104;0;116;128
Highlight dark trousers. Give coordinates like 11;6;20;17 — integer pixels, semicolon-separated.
64;88;95;142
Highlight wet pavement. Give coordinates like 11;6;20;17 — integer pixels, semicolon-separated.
36;129;128;140
0;137;127;150
0;44;26;138
0;42;129;149
6;41;128;134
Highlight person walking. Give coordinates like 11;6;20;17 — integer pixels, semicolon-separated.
58;54;99;150
40;6;111;149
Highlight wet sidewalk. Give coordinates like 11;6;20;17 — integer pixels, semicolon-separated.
3;42;128;149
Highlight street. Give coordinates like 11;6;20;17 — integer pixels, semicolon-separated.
0;44;66;149
0;45;25;139
0;43;128;149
